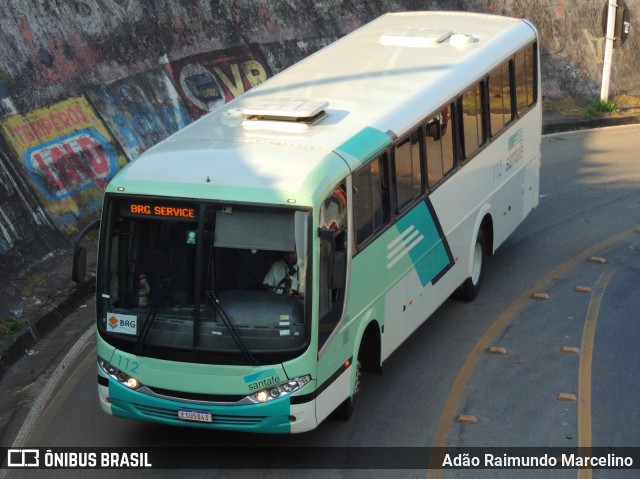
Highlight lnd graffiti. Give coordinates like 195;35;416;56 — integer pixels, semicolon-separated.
24;129;119;200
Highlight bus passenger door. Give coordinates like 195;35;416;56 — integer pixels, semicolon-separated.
317;183;348;352
316;184;350;423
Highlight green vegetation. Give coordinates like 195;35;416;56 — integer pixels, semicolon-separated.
586;99;620;117
2;319;23;337
45;290;60;302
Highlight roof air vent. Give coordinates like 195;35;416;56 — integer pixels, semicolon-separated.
450;33;479;48
380;28;453;47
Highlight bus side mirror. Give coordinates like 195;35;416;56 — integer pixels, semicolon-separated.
426;121;441;140
72;219;100;284
72;244;88;284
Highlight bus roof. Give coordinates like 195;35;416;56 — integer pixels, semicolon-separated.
109;11;537;206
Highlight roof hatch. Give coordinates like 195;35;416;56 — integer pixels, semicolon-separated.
242;98;328;123
240;98;328;132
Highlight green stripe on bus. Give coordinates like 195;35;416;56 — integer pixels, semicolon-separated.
335;127;391;166
394;202;452;287
349;202;453;316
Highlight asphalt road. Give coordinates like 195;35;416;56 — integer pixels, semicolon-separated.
1;125;639;478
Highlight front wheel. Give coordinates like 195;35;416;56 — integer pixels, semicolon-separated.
456;228;486;301
332;359;361;421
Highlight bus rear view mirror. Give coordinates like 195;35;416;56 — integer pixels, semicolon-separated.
72;219;100;284
72;244;88;284
426;121;441;140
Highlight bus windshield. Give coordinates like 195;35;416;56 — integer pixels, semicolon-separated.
97;196;310;364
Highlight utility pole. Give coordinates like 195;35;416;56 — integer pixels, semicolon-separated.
600;0;618;102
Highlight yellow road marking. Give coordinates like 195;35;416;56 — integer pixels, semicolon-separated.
588;256;607;264
561;346;580;354
426;226;636;479
577;269;614;479
575;286;593;293
531;292;550;300
487;346;508;355
456;414;479;424
557;393;578;402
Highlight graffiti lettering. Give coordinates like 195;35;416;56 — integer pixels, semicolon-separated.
113;103;190;152
212;64;243;97
242;60;268;87
24;129;119;200
170;44;272;118
88;73;194;161
212;60;268;98
181;60;268;113
11;105;89;144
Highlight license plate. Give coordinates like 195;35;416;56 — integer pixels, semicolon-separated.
178;408;212;423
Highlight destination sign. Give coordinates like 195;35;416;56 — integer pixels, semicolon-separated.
121;202;198;221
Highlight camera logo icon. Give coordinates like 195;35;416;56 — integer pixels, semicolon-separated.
7;449;39;467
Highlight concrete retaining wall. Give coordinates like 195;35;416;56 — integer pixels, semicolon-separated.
0;0;638;278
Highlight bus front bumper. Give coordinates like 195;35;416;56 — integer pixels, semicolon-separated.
98;375;317;434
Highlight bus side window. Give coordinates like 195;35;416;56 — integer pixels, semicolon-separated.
488;61;513;136
515;43;537;116
426;105;455;189
353;154;389;246
460;82;485;160
393;129;424;212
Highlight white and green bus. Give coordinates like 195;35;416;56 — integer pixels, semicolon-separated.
75;11;541;433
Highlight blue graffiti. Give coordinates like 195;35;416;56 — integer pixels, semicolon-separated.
96;82;192;158
113;102;192;155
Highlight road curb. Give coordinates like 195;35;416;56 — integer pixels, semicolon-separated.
6;326;96;454
0;280;93;380
542;115;640;134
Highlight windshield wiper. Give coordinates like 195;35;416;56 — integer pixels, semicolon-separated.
206;291;259;366
135;279;171;353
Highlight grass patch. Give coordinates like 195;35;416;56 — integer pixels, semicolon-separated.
2;319;23;337
45;290;60;302
586;99;620;117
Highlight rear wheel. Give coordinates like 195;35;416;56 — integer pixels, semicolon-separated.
457;228;486;301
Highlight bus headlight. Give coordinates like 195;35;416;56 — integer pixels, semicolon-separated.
98;357;143;390
248;375;311;403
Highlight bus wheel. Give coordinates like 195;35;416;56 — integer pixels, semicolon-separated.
457;228;486;301
332;359;361;420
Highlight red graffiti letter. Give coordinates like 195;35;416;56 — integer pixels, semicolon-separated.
76;137;109;176
33;151;65;194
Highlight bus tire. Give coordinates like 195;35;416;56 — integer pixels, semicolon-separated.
457;228;486;301
332;358;361;421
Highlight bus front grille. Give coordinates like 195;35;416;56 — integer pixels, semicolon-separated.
133;403;265;426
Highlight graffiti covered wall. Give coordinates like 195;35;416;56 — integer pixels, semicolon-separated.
1;96;127;234
0;0;639;277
